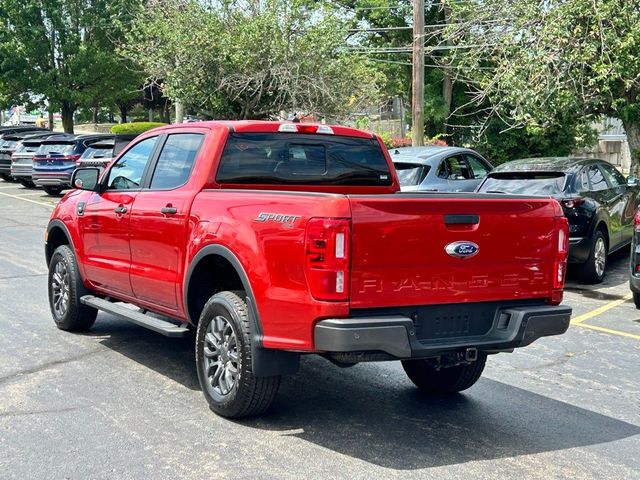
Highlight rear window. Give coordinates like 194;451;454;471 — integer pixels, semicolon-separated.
17;142;42;153
394;162;430;186
216;133;391;186
37;142;75;155
80;146;113;160
0;140;18;150
478;172;566;195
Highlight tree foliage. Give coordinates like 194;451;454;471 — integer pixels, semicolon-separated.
0;0;144;132
122;0;384;120
446;0;640;172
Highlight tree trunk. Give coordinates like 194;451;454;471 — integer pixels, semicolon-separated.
148;108;154;122
61;101;75;134
623;119;640;177
118;103;128;123
47;107;54;131
175;100;184;124
92;106;98;124
441;1;453;134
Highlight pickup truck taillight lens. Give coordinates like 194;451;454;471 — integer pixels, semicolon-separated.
305;218;350;301
635;209;640;232
550;217;569;304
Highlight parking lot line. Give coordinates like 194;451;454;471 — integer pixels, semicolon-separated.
575;322;640;341
0;191;54;208
570;293;632;325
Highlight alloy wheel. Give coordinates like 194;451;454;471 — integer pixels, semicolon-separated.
203;315;239;396
594;237;606;277
51;260;70;318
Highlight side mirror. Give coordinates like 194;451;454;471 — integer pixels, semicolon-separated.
71;168;101;192
627;176;638;187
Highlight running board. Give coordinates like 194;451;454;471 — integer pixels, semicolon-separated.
80;295;189;338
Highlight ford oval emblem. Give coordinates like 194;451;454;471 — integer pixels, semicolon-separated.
445;241;479;258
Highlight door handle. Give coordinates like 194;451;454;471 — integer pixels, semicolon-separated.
114;205;127;214
161;206;177;215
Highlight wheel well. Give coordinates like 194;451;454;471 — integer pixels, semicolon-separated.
186;254;244;325
46;226;70;265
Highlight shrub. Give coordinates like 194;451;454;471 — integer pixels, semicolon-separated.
110;122;167;135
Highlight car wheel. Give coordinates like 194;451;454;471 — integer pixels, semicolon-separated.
401;352;487;393
48;245;97;331
18;179;32;188
580;230;607;284
0;173;9;181
196;291;280;418
43;186;63;195
634;292;640;309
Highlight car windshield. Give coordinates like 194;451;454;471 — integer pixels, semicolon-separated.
217;133;392;186
37;142;75;155
394;162;430;186
478;172;566;195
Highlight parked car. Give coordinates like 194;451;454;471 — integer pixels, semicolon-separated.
0;129;50;181
76;134;138;173
629;209;640;308
477;157;640;283
47;121;571;418
10;132;57;187
32;134;108;195
76;138;115;172
390;146;493;192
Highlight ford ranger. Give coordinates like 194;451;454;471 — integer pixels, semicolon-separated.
45;121;572;418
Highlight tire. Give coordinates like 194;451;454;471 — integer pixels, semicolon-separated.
18;179;35;188
196;291;280;418
634;292;640;309
0;173;9;181
43;186;63;195
402;352;487;394
580;229;607;284
48;245;97;331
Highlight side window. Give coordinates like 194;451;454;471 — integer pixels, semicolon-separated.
150;133;204;189
437;159;449;179
465;155;490;179
107;137;157;190
441;156;473;180
586;165;609;192
600;163;625;188
577;168;590;191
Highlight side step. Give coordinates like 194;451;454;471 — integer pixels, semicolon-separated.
80;295;190;338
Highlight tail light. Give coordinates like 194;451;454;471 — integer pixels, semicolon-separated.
550;216;569;304
305;218;350;301
278;124;334;134
635;209;640;232
561;197;585;209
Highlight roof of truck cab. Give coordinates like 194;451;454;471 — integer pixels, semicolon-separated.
145;120;377;139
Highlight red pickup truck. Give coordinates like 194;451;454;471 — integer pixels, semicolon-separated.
45;121;572;418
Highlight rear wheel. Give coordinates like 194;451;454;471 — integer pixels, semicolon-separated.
634;292;640;309
18;179;35;188
580;230;607;284
48;245;97;331
196;291;280;418
43;186;63;195
402;353;487;393
0;173;10;181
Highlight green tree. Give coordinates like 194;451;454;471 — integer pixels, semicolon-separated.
123;0;384;120
446;0;640;174
0;0;143;132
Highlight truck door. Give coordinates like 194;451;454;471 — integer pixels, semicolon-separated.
128;133;205;311
78;136;160;296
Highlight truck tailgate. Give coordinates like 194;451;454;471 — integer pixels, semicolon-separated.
348;194;561;308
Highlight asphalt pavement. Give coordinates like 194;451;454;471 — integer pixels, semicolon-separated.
0;182;638;480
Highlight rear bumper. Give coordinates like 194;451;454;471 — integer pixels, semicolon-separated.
314;304;572;359
32;171;73;187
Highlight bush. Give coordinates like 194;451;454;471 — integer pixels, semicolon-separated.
110;122;167;135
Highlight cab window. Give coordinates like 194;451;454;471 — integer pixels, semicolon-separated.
149;133;204;189
106;137;157;190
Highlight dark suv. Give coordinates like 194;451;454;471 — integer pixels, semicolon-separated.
0;128;49;180
477;157;640;283
32;134;108;195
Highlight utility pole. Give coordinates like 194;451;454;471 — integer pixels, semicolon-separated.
412;0;425;146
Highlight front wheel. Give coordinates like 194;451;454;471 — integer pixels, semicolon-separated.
48;245;97;331
580;230;607;284
402;353;487;393
196;291;280;418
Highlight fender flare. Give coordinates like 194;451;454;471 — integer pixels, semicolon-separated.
45;219;75;265
184;244;299;377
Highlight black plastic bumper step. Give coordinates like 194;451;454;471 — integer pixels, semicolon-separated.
80;295;189;338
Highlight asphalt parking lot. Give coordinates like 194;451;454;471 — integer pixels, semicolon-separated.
0;182;638;480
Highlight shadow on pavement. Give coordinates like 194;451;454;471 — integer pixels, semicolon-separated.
89;322;640;470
